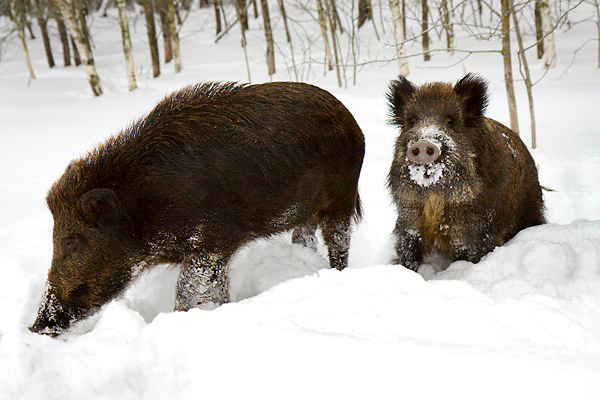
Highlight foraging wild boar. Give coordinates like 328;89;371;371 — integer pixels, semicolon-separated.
29;81;365;336
387;73;545;271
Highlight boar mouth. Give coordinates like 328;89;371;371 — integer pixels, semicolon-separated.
28;284;92;337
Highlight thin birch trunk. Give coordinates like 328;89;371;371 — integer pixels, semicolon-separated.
389;0;409;76
166;0;182;72
277;0;298;81
440;0;454;55
117;0;137;90
260;0;275;76
316;0;334;71
56;0;102;95
32;0;55;68
422;0;430;61
234;0;251;82
10;0;36;80
508;0;536;148
539;0;556;68
142;0;160;77
214;0;222;34
501;0;518;133
324;0;342;87
157;0;173;63
535;0;544;59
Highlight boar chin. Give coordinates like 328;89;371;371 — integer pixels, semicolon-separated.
28;284;92;337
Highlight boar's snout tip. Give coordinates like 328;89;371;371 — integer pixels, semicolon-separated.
407;140;440;165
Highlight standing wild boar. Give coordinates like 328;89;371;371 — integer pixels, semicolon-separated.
29;81;365;336
387;73;544;271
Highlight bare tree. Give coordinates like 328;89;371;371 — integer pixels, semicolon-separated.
166;0;182;72
117;0;137;90
508;0;536;147
10;0;36;80
440;0;454;55
56;0;102;95
214;0;222;34
32;0;55;68
49;0;72;67
142;0;160;77
316;0;334;71
157;0;173;63
234;0;251;81
539;0;556;68
260;0;275;76
358;0;372;28
501;0;518;133
389;0;409;76
422;0;430;61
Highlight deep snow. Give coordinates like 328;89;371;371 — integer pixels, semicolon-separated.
1;2;600;399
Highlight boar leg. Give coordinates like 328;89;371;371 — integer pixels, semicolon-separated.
175;251;231;311
393;220;423;271
320;217;352;271
291;222;318;251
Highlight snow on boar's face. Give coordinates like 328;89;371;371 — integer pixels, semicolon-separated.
29;170;138;336
387;74;489;203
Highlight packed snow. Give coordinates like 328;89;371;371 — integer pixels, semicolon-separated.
1;2;600;399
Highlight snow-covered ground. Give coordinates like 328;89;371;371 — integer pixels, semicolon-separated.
1;3;599;399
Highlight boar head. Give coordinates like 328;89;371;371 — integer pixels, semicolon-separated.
387;73;488;202
29;187;138;336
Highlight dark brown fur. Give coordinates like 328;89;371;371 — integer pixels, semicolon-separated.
30;81;365;336
387;74;544;271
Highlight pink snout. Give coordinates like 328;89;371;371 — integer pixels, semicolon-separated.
407;140;440;164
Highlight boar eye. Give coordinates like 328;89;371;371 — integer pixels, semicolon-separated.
445;116;454;127
408;116;417;127
63;236;84;255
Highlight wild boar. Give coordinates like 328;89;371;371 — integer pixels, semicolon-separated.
387;73;544;271
29;81;364;336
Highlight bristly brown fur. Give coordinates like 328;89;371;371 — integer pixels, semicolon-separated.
386;74;545;271
31;81;365;336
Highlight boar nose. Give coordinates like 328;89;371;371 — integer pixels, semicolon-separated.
407;140;440;164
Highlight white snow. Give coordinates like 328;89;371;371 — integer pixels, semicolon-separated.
1;3;600;399
408;162;446;186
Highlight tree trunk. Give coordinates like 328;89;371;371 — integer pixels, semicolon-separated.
236;0;248;30
10;0;36;80
440;0;454;55
324;0;342;87
71;36;82;65
330;0;343;33
539;0;556;68
316;0;334;71
358;0;372;28
32;0;55;68
277;0;298;80
501;0;518;133
142;0;160;77
157;0;173;63
56;14;71;66
389;0;409;76
56;0;102;95
508;0;536;148
166;0;182;72
117;0;137;90
234;0;251;82
422;0;430;61
259;0;275;76
214;0;221;35
535;0;544;59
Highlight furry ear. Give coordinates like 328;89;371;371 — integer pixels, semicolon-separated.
387;76;416;126
454;73;489;117
79;189;121;227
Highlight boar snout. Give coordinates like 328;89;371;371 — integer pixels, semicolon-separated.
407;139;440;164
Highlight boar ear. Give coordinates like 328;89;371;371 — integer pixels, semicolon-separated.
387;76;416;126
454;73;489;117
80;189;121;227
